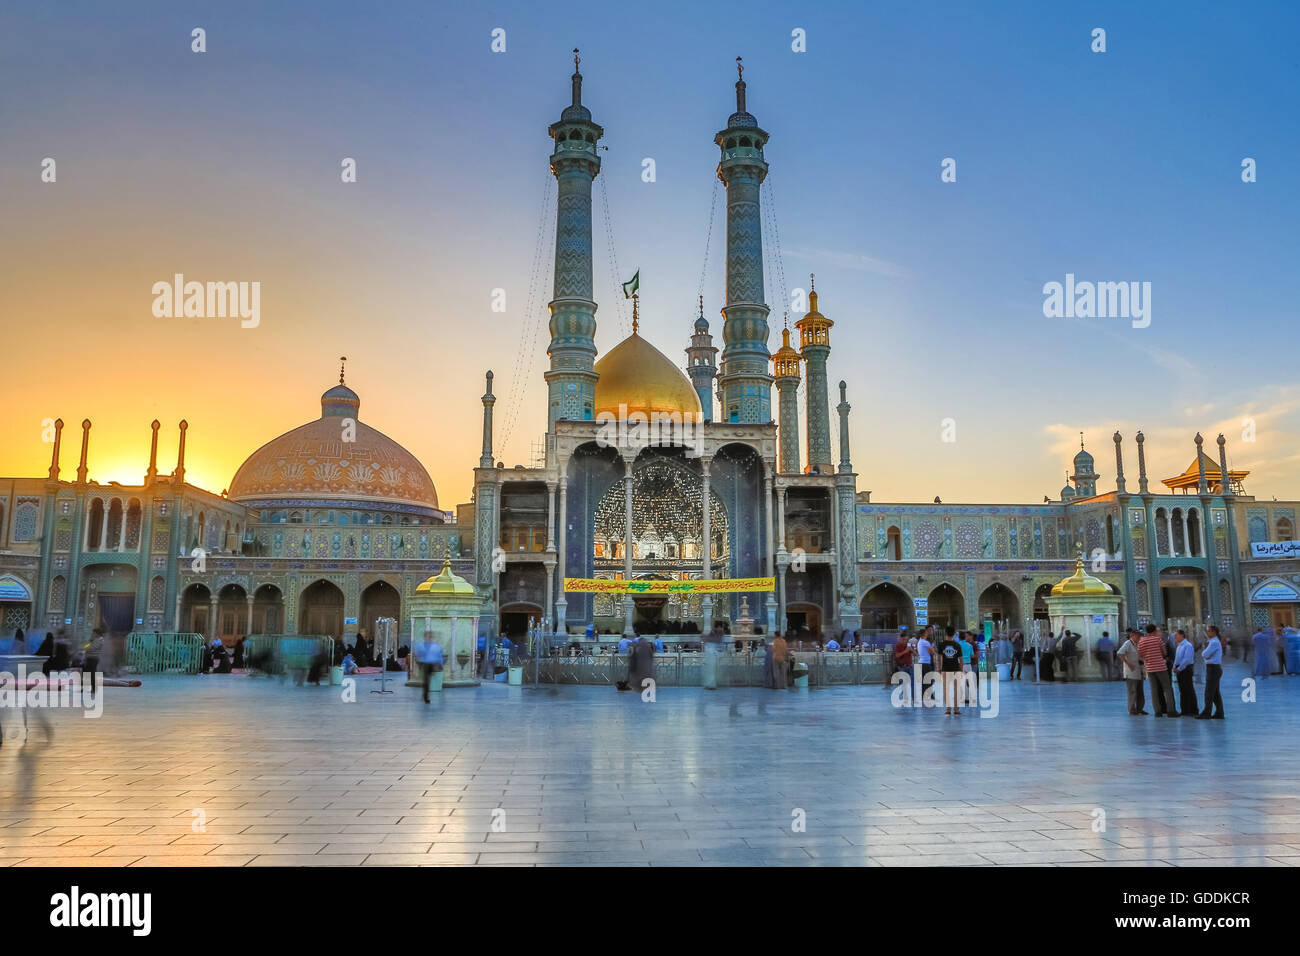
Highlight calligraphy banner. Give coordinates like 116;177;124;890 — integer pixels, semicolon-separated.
1251;541;1300;558
563;577;775;594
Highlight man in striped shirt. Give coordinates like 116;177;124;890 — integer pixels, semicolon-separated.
1138;624;1178;717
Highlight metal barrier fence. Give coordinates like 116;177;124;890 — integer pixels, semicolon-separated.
244;634;334;674
124;632;206;674
534;649;891;687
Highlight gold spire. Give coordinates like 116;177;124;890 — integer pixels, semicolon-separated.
339;355;347;385
631;294;639;335
795;273;832;348
1051;557;1112;595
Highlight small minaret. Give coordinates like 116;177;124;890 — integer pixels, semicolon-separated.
545;49;604;429
174;420;188;484
146;419;161;481
686;296;718;421
1113;431;1126;494
836;380;852;474
1195;433;1208;494
1216;433;1232;496
1070;433;1098;497
47;418;63;480
1136;430;1150;494
715;57;773;424
480;371;496;468
771;313;801;474
76;419;91;483
796;274;834;473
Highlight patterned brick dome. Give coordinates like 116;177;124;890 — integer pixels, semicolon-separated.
228;380;439;517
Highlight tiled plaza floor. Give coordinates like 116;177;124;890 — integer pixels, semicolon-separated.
1;660;1297;866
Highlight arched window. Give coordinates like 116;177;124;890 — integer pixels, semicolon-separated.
13;501;39;542
1248;515;1267;542
48;575;67;612
886;526;902;560
87;499;104;549
1278;517;1295;542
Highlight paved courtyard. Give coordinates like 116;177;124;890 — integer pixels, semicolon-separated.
1;661;1298;866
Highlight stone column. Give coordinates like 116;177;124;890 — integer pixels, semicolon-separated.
777;485;787;552
546;480;557;552
246;594;255;637
622;456;635;636
555;471;568;635
764;472;777;633
700;455;713;629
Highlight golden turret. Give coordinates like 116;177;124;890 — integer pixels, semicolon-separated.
771;321;801;380
794;273;833;348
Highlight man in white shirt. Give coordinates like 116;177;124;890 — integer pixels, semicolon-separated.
1172;629;1198;718
1197;625;1225;719
415;632;444;703
1117;628;1146;715
917;627;934;680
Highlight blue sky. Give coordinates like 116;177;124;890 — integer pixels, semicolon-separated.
2;0;1297;504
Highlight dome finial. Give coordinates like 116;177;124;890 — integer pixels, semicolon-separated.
571;48;582;106
698;294;704;319
1079;430;1084;450
631;294;639;335
735;56;746;112
339;355;347;385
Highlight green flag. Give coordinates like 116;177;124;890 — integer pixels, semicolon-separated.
622;271;639;299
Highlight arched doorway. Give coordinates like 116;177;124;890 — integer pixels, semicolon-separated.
180;583;211;636
300;580;345;639
500;603;542;638
1159;567;1207;622
251;584;283;634
360;579;400;642
785;602;822;637
1033;583;1053;623
926;583;965;631
978;583;1020;634
860;583;913;632
215;583;249;644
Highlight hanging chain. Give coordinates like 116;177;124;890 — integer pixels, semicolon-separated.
599;172;628;337
499;173;554;454
697;177;720;304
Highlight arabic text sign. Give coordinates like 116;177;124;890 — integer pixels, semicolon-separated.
563;577;775;595
1251;541;1300;559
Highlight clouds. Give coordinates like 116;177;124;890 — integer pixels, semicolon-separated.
1044;383;1300;499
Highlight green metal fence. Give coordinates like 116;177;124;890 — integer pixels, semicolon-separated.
125;632;206;674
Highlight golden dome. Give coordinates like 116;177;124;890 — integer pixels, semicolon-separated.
1051;558;1112;596
593;330;702;420
415;558;476;595
229;380;440;517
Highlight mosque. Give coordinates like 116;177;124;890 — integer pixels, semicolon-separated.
2;58;1298;654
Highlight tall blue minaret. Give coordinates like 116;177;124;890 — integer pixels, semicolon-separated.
796;274;834;473
686;295;718;420
714;58;772;425
545;50;603;429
